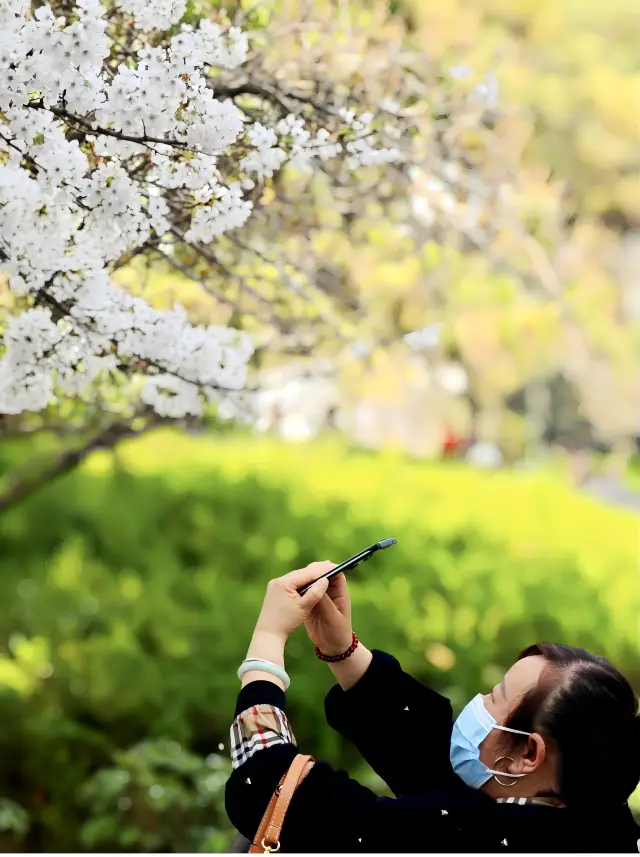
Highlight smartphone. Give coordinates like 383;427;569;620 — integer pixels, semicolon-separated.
297;538;397;596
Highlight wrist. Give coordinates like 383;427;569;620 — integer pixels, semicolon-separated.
315;631;358;661
251;625;288;651
315;631;355;658
243;628;288;691
328;644;373;691
247;627;287;664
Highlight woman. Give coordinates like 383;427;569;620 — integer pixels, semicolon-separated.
225;562;640;852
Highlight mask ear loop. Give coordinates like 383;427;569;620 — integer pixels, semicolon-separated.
492;756;521;787
492;723;531;786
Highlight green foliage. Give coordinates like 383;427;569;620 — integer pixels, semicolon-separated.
0;798;30;838
0;798;30;857
78;741;230;852
0;431;638;849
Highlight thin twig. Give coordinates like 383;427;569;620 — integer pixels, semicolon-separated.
167;229;293;331
28;101;190;152
155;247;254;319
213;77;340;117
227;234;356;323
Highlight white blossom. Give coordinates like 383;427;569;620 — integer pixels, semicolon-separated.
0;0;398;419
474;71;499;110
170;22;248;72
340;110;401;168
240;123;287;178
115;0;186;32
275;113;344;172
379;98;400;114
403;324;441;350
141;374;202;417
184;183;253;243
449;65;473;79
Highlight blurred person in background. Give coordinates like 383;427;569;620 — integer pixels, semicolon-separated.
441;426;466;459
225;562;640;853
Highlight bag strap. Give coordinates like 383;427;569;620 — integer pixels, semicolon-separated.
249;754;315;854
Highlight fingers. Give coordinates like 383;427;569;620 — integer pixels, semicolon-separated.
278;561;336;590
327;572;349;598
299;575;329;607
309;589;343;623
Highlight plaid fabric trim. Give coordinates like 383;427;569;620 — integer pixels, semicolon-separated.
230;704;297;769
497;796;565;808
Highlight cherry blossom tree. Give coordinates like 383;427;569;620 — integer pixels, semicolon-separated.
0;0;513;510
0;0;412;507
0;0;403;415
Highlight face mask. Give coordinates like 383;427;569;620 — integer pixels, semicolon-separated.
450;693;532;789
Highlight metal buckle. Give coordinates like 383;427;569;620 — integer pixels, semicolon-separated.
261;838;281;853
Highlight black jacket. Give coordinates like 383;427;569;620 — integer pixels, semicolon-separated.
225;650;640;852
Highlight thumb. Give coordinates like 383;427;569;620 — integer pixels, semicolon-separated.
300;576;329;609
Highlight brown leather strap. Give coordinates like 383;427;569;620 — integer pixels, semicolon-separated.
249;754;315;853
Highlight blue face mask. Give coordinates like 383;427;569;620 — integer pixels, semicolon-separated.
450;693;532;789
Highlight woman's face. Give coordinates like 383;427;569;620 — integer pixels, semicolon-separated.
478;654;546;769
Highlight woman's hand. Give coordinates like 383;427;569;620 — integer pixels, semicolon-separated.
304;569;353;657
253;562;333;642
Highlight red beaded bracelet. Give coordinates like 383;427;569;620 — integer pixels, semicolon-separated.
315;632;359;663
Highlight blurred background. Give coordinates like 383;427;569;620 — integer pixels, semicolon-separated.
0;0;639;851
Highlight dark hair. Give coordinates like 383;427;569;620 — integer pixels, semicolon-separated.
502;643;640;808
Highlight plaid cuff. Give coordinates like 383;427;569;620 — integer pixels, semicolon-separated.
230;704;297;769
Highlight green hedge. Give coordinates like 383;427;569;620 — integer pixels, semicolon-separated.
0;431;637;850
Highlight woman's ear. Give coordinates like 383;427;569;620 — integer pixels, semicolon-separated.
506;733;547;776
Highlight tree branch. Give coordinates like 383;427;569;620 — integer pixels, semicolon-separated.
155;246;281;328
167;229;294;333
0;419;92;439
212;76;340;118
28;101;191;152
0;416;164;516
226;234;357;321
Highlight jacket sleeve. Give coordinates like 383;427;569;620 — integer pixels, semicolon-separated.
224;730;467;854
225;742;381;853
323;649;454;795
225;679;381;852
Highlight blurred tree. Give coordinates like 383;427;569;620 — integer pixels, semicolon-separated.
396;0;640;228
191;0;639;461
320;0;640;458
